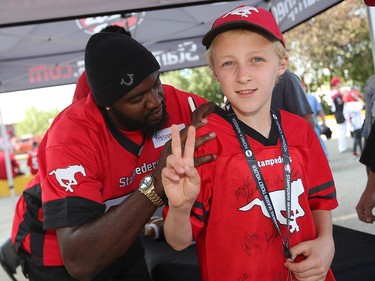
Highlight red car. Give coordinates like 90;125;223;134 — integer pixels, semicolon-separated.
12;134;35;155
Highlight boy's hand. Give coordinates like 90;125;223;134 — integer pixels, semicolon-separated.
284;236;334;281
162;125;201;210
153;118;216;197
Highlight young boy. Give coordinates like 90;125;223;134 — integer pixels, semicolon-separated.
162;5;338;281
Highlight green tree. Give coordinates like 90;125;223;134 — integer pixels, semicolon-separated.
15;107;59;136
284;0;373;92
161;66;224;104
162;0;374;103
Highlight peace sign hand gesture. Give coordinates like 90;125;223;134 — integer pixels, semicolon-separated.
162;124;201;212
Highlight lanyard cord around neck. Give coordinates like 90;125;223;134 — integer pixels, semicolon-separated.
227;107;292;259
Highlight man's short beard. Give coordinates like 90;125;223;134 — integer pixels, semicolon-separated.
111;102;169;137
140;103;169;137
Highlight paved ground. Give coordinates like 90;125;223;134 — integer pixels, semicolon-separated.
0;123;373;280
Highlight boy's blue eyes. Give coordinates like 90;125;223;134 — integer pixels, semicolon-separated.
222;58;263;67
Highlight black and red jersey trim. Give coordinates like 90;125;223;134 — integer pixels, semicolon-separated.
308;180;336;199
213;106;280;146
101;108;144;157
13;181;46;266
43;197;105;230
191;201;208;223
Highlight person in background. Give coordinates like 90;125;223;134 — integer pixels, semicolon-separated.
11;32;215;281
162;5;337;281
307;92;329;157
27;141;39;175
0;129;15;153
362;75;375;141
356;120;375;223
330;76;347;153
362;74;375;175
272;69;314;128
0;150;23;180
343;89;365;157
71;71;91;104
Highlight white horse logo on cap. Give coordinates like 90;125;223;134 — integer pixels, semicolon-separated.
223;6;259;18
121;74;134;86
49;164;86;192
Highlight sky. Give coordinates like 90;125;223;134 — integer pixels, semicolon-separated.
0;84;76;124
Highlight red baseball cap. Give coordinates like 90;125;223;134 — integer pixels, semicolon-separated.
364;0;375;6
330;77;342;86
202;5;285;49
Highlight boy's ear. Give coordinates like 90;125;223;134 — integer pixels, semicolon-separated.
278;57;288;75
211;68;220;82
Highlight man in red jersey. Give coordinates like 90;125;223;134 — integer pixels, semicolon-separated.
11;32;215;281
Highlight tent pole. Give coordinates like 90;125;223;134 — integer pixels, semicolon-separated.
0;107;15;208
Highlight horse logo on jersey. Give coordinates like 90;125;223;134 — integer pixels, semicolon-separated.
223;6;259;19
49;165;86;193
238;179;305;233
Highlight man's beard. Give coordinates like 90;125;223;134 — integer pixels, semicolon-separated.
111;102;169;137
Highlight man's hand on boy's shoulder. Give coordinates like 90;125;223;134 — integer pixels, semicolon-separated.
191;101;216;123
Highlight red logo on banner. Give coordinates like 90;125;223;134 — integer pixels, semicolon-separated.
28;64;75;84
365;0;375;6
75;13;145;35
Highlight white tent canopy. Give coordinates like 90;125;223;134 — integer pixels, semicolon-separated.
0;0;223;28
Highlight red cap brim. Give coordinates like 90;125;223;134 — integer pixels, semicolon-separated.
202;6;285;49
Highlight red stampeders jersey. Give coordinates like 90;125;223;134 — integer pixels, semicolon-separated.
72;71;91;103
15;84;206;267
11;175;57;266
190;107;338;281
12;176;41;253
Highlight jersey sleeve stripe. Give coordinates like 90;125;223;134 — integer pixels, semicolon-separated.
308;191;337;200
308;180;335;196
43;197;105;230
192;201;209;223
